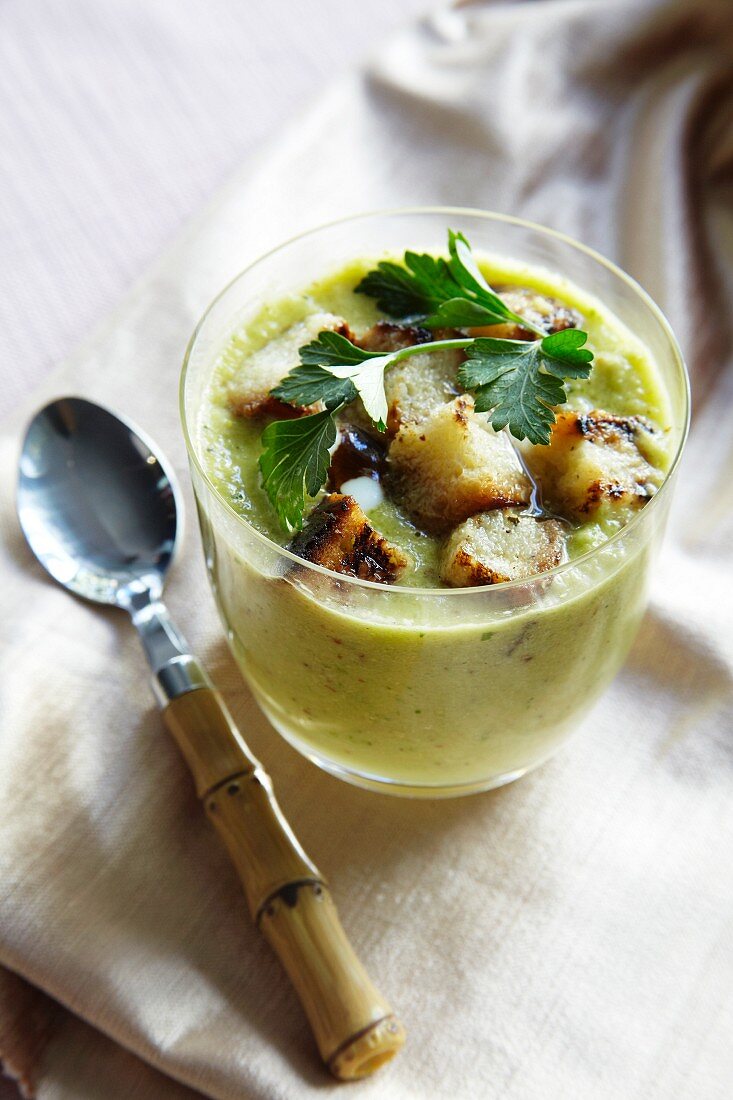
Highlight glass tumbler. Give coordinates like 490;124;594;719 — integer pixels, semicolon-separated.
181;209;689;798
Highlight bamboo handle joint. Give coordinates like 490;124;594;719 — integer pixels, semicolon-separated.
163;687;405;1080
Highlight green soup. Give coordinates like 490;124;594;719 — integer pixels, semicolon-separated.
190;253;679;795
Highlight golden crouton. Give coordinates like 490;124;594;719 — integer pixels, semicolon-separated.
469;288;581;341
289;493;408;584
440;508;567;587
387;397;532;534
382;349;463;435
345;321;461;435
524;410;663;522
228;312;351;419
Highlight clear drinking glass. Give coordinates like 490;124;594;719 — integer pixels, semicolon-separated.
181;209;689;798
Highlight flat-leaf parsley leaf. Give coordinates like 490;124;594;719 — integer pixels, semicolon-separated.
258;409;338;530
355;229;544;333
458;331;593;443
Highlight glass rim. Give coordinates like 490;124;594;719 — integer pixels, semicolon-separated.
180;205;691;597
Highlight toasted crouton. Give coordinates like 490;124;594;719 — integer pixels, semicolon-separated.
382;348;463;435
289;494;408;584
469;288;581;341
356;321;434;353
344;321;461;435
440;509;566;587
387;396;532;534
524;410;663;522
228;312;351;419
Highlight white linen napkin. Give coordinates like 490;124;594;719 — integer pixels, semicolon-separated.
1;1;732;1097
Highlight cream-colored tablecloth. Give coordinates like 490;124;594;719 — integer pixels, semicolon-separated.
1;1;732;1097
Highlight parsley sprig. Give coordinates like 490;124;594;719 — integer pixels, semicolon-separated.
274;332;391;431
259;409;337;531
459;329;593;442
355;229;545;334
258;230;594;531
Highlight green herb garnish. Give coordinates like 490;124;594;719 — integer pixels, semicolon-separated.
259;409;338;531
274;332;392;431
355;229;543;333
259;229;594;530
458;329;593;442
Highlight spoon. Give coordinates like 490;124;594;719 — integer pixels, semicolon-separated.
17;396;405;1081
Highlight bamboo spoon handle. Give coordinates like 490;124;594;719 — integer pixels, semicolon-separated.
163;686;405;1080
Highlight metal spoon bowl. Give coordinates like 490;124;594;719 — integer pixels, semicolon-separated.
18;396;179;606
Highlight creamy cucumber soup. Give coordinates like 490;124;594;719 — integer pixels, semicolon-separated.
185;216;685;796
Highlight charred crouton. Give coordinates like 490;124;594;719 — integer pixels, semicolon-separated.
327;426;387;491
289;494;408;584
346;322;462;435
469;288;581;341
228;312;352;419
440;509;567;587
356;321;434;353
387;397;532;534
524;410;663;522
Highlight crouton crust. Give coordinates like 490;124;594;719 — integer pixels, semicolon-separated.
552;410;650;446
440;509;567;587
230;395;308;421
388;397;532;534
228;313;354;419
289;493;408;584
469;288;582;341
356;321;434;353
524;409;662;521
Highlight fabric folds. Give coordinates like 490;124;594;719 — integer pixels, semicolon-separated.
1;1;732;1097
